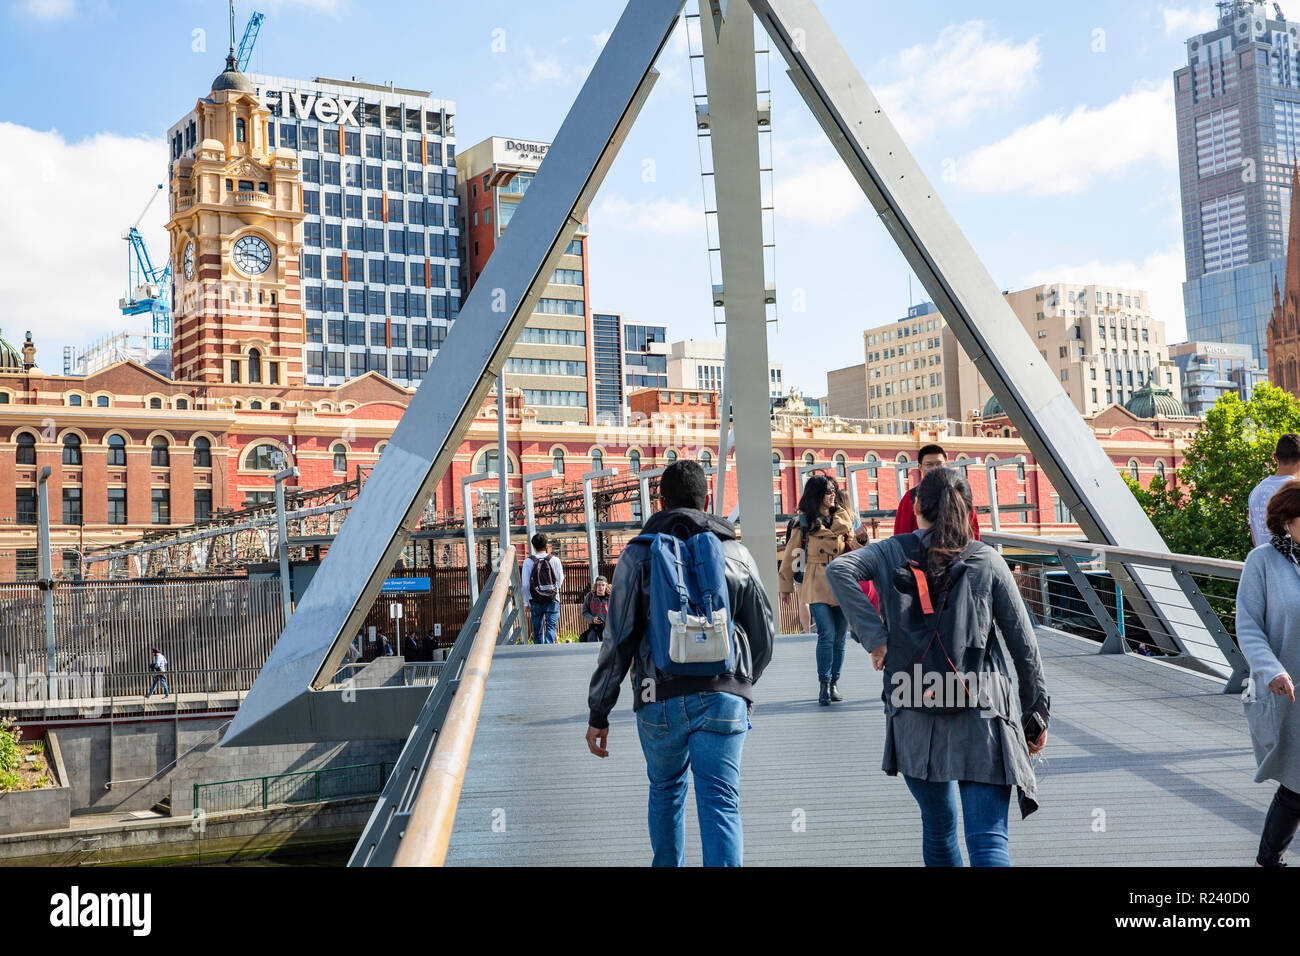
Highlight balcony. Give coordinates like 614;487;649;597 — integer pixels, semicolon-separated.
229;191;272;208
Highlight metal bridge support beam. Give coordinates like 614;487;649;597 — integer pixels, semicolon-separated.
1169;566;1251;694
582;468;619;584
747;0;1226;675
637;466;667;527
1058;553;1126;655
699;0;779;609
461;471;494;603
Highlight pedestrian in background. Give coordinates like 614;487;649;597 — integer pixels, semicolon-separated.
523;533;565;645
145;647;170;699
1249;434;1300;547
779;474;858;706
581;575;611;643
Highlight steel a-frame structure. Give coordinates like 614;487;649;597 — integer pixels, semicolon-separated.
226;0;1241;746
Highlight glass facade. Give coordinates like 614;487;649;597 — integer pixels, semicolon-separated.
1175;6;1300;368
592;312;624;425
252;75;459;387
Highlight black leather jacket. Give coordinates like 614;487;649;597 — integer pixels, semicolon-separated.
587;508;776;729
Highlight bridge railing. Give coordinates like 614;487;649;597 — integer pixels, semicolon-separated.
194;761;391;813
983;532;1249;694
349;550;521;867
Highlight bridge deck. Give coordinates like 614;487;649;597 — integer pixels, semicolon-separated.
446;630;1267;866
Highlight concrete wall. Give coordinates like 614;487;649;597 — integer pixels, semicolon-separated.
48;715;402;816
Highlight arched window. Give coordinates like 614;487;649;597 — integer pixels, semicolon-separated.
552;448;566;475
866;453;879;478
107;434;126;467
629;450;641;474
244;443;280;471
834;453;846;479
248;348;263;384
1155;460;1166;481
481;448;514;475
1128;459;1140;482
176;398;188;410
236;118;246;143
68;394;82;407
665;450;678;464
151;436;170;467
803;452;815;466
250;400;263;410
772;452;782;477
96;395;109;407
591;449;603;471
149;397;162;409
193;437;211;468
1002;427;1012;438
1016;461;1026;482
16;432;35;465
62;434;82;466
333;443;347;472
896;453;910;464
700;450;712;469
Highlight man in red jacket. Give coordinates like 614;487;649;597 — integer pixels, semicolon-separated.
892;443;981;539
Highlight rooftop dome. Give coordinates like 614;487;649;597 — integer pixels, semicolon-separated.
982;393;1004;418
0;329;22;371
1125;384;1187;419
211;52;253;94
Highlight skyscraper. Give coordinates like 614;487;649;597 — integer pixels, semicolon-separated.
1176;0;1300;369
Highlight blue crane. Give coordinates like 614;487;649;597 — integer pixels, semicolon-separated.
237;11;265;71
119;184;172;350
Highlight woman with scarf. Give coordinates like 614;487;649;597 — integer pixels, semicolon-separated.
580;575;611;643
1237;479;1300;866
779;473;858;706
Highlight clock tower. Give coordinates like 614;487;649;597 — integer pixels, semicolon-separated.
166;46;304;387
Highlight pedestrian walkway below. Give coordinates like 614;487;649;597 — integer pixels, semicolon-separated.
446;630;1267;866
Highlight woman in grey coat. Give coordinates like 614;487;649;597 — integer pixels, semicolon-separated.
826;467;1050;866
1235;478;1300;867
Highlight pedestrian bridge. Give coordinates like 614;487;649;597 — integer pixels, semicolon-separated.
438;631;1264;867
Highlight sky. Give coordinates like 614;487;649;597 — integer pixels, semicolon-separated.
0;0;1280;396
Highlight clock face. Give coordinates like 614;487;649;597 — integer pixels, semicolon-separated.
182;242;195;280
232;235;272;276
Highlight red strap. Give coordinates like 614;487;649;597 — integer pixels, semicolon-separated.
907;562;934;615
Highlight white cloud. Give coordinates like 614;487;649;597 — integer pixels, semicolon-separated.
1020;243;1188;342
591;194;700;235
14;0;74;19
874;21;1041;143
1160;5;1216;36
955;79;1175;196
0;122;168;364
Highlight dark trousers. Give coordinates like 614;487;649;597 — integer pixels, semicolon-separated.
1258;784;1300;866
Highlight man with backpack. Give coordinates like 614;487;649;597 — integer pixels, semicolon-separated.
145;647;169;699
522;533;565;645
585;460;775;866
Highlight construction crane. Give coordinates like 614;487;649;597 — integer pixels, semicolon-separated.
237;10;265;71
119;184;172;351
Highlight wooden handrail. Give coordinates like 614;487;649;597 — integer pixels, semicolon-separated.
393;549;516;866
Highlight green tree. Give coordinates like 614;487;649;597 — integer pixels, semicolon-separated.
1125;384;1300;562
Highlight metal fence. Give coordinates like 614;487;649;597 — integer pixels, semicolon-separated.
194;761;392;814
0;578;284;701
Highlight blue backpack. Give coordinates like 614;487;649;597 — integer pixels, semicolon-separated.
631;529;735;676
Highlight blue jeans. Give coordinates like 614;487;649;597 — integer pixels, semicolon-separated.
529;601;559;644
810;603;847;683
903;776;1012;866
147;673;169;697
635;692;748;866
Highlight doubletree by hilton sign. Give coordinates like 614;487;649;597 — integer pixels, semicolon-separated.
501;139;549;164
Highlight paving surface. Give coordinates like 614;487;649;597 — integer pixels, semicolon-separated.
445;630;1269;866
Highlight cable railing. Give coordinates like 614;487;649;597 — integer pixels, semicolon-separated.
349;550;521;867
983;531;1249;693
